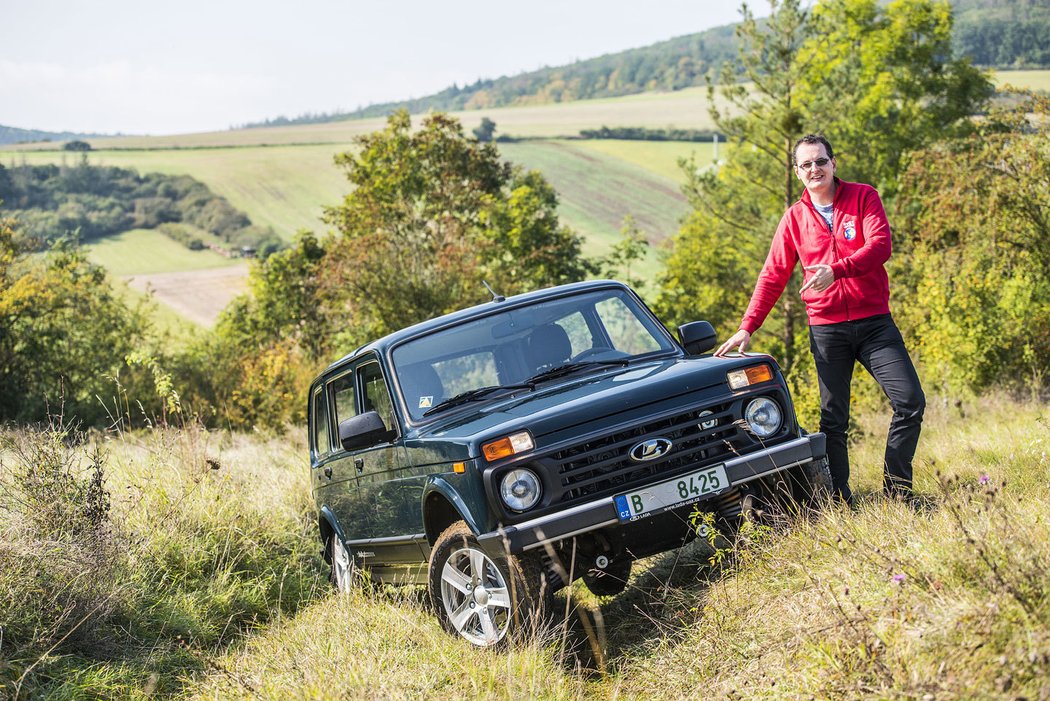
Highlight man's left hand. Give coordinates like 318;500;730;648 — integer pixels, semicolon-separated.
801;264;835;293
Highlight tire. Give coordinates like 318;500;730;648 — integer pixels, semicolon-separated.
327;533;358;593
428;521;549;647
582;557;631;597
795;457;833;507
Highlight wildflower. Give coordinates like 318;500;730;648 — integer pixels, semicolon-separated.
979;474;990;485
892;573;906;584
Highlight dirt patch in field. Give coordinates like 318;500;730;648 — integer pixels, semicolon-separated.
124;265;250;327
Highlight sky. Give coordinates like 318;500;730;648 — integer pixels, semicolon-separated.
0;1;764;136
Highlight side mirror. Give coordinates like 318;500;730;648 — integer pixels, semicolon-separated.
339;411;388;451
678;321;717;355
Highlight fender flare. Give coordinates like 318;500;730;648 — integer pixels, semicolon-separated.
317;505;345;549
421;476;485;543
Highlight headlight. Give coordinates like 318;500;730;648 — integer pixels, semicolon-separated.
500;469;542;511
745;397;782;438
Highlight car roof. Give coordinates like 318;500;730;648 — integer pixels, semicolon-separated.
322;279;634;374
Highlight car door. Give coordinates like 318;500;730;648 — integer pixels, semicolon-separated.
318;368;366;541
309;383;338;502
332;355;425;566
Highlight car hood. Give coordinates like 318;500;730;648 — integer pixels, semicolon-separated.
416;355;772;450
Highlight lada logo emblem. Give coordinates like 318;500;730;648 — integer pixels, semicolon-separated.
629;437;673;462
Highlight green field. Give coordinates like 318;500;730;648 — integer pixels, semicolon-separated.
992;68;1050;92
84;228;240;275
4;67;1045;326
500;141;690;259
574;140;717;182
4;146;351;241
3;139;693;287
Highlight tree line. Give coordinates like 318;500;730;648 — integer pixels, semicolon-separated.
0;159;281;254
243;0;1046;131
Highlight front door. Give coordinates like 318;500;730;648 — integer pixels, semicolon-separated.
329;355;425;569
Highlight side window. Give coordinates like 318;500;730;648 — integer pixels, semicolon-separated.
311;387;331;458
595;297;662;355
331;372;357;426
358;361;396;434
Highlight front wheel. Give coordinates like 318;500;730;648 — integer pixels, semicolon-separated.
327;533;359;593
794;457;833;507
428;521;548;647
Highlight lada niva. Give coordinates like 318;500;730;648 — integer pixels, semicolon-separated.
307;280;828;646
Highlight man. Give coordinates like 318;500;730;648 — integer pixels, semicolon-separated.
715;134;925;504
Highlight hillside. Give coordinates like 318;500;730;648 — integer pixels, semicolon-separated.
244;0;1048;130
0;123;110;147
3;395;1046;698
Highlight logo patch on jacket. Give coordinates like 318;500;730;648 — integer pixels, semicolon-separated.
843;220;856;241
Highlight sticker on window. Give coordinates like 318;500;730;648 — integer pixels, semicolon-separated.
418;396;434;408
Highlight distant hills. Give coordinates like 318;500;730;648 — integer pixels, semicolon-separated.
244;23;739;129
246;0;1050;130
0;124;112;148
3;0;1047;144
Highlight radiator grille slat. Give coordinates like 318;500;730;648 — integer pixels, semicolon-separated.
549;401;746;505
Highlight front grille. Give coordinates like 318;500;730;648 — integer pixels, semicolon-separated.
548;400;746;505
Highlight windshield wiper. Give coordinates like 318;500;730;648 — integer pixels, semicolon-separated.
423;383;535;417
524;359;630;386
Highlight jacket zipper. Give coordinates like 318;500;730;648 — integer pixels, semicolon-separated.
807;199;851;321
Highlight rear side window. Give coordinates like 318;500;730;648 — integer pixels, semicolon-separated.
311;387;330;458
331;372;357;426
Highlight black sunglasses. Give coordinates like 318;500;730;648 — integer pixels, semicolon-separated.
796;157;831;170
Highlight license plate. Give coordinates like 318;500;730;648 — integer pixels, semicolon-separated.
614;464;730;522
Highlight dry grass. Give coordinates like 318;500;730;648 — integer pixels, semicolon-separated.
2;393;1047;699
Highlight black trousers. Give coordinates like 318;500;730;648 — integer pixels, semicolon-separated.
808;314;925;502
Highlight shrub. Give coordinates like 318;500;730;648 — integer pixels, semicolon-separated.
0;420;126;672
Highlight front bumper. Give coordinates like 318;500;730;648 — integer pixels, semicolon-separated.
477;433;825;556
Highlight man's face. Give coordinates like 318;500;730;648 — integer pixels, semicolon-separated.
794;142;836;198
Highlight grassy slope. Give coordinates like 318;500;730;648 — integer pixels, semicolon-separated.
499;141;691;278
192;395;1050;700
992;68;1050;91
4;394;1045;699
85;228;238;275
1;68;1043;325
2;146;350;240
1;139;696;295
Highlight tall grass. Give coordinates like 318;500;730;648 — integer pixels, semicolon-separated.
0;420;319;699
2;394;1047;699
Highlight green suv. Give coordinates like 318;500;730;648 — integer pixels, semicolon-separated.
308;280;828;646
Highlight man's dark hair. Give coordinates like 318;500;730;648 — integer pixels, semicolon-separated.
794;134;834;163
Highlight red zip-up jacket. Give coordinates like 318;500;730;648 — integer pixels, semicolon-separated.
739;178;892;334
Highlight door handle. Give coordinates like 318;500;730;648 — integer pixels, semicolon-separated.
323;465;333;479
354;458;364;473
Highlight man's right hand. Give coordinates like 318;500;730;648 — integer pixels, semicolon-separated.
714;329;751;357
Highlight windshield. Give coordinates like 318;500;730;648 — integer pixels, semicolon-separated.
391;288;676;422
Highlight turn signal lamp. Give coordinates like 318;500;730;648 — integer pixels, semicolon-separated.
482;431;535;462
727;364;774;390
